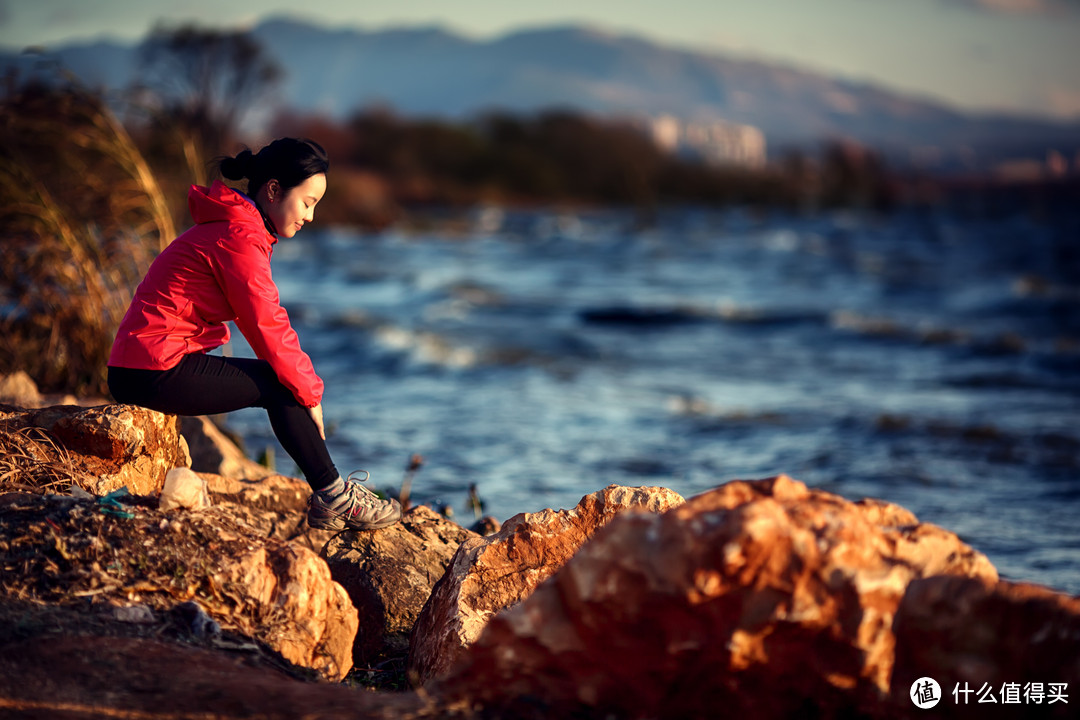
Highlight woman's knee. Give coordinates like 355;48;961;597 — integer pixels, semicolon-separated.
251;369;303;410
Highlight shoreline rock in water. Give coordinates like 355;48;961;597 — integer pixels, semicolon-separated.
0;380;1076;718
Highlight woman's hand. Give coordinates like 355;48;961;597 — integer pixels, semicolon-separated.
308;403;326;440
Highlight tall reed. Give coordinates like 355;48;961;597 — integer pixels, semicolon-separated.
0;79;175;396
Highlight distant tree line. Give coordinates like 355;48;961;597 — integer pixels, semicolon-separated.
269;108;899;227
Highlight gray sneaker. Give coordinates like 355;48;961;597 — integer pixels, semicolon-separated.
307;471;402;531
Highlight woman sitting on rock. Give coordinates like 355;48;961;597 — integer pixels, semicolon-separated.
107;138;401;532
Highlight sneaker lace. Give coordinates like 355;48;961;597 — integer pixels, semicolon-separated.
341;470;385;514
346;469;371;484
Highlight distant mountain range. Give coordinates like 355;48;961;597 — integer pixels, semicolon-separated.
5;17;1079;169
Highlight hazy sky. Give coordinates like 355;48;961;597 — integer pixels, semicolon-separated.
2;0;1079;119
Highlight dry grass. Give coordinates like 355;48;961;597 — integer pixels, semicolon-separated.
0;77;175;396
0;493;229;610
0;489;301;652
0;490;322;681
0;424;82;494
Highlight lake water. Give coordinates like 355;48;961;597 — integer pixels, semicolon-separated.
223;205;1080;595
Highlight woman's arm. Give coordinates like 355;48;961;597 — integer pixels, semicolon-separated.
210;232;325;408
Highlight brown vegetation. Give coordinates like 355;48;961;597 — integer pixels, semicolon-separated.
0;425;79;494
0;80;174;396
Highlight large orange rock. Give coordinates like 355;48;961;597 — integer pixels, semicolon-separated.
4;473;1075;719
324;505;479;666
891;575;1080;718
408;484;685;684
216;542;359;682
430;475;997;718
0;403;188;495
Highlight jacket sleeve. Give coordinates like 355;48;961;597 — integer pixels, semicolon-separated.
210;230;324;408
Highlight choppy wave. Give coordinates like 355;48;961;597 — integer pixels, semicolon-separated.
665;394;788;426
578;302;827;328
578;306;708;327
1013;275;1080;302
871;413;1080;470
373;325;479;369
827;309;1080;358
348;314;593;372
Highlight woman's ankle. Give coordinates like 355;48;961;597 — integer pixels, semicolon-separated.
314;475;345;502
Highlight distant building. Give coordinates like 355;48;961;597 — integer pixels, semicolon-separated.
646;115;767;169
993;150;1076;182
650;114;681;153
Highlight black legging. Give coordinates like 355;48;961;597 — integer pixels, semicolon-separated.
108;354;338;490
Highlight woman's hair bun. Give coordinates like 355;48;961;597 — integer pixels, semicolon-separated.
219;149;256;180
215;138;327;194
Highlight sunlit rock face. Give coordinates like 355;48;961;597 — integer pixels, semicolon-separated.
0;403;187;495
431;475;998;719
216;542;359;682
408;484;686;685
890;574;1080;718
325;505;479;666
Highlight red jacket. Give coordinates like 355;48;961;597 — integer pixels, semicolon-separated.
108;180;324;408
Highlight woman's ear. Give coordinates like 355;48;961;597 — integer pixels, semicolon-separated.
267;179;280;202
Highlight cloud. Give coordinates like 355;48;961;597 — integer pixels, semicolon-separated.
942;0;1075;15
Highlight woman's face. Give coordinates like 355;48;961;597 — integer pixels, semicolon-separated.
265;173;326;238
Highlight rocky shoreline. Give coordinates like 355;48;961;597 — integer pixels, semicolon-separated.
0;371;1077;718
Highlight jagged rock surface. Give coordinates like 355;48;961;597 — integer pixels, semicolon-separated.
0;488;358;682
0;403;188;495
1;470;1077;718
890;575;1080;717
408;483;686;684
430;475;999;718
204;471;312;540
324;505;479;666
216;542;359;682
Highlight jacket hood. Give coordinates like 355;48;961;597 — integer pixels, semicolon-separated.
188;181;275;241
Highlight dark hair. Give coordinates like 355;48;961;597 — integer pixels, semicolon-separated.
218;138;328;195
